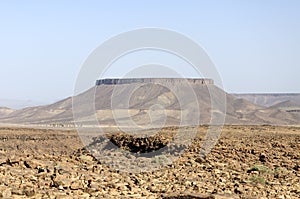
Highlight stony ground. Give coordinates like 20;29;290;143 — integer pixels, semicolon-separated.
0;125;299;198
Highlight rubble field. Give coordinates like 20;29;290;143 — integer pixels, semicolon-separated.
0;125;299;198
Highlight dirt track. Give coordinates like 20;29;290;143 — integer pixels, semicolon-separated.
0;126;299;198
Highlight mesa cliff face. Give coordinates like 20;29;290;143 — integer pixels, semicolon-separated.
96;78;214;86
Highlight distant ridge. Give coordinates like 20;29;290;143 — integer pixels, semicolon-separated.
0;107;15;118
0;98;48;109
232;93;300;107
270;100;300;109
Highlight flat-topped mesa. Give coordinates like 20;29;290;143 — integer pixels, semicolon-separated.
95;78;214;86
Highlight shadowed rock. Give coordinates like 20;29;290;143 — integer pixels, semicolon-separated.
107;133;173;153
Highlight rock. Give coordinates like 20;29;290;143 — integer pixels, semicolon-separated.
162;192;215;199
23;160;31;168
234;187;242;194
195;157;206;164
23;187;35;197
37;166;45;173
224;190;232;195
259;153;267;162
11;189;24;195
79;155;95;164
70;181;82;190
215;195;239;199
293;164;300;171
2;189;12;198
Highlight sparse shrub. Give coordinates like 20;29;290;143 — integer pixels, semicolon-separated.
248;164;272;174
249;176;266;185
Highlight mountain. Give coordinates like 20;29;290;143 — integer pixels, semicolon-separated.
0;78;299;126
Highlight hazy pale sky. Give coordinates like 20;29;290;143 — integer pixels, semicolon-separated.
0;0;300;103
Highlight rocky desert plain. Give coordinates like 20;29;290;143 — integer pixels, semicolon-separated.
0;125;299;199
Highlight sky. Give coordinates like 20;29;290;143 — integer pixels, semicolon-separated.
0;0;300;105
